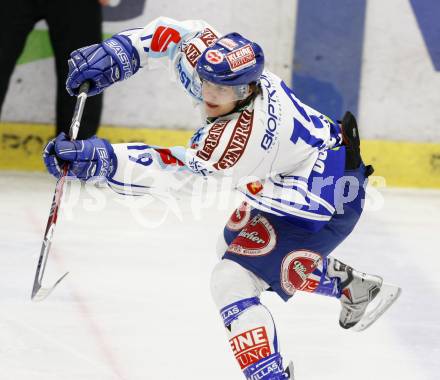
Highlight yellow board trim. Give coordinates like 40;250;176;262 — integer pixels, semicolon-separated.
1;122;439;188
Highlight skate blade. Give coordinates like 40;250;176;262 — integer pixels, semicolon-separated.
351;283;402;332
285;361;294;379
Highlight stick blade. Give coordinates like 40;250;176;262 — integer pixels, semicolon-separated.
31;272;69;302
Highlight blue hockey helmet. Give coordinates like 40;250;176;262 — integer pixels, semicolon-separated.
196;32;265;86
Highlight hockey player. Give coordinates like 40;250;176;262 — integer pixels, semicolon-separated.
43;18;401;379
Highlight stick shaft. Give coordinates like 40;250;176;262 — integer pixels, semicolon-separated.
31;83;90;300
69;82;90;140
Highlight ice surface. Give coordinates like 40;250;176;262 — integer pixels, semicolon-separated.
0;172;439;380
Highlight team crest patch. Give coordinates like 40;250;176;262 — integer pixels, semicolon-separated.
280;250;322;296
206;50;224;64
226;44;256;72
226;201;251;231
228;215;276;256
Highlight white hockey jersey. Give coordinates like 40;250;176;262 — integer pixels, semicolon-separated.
108;17;346;232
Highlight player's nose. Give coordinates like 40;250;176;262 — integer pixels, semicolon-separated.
202;86;218;103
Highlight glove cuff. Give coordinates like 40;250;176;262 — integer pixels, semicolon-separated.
104;139;117;179
95;138;117;179
102;35;140;82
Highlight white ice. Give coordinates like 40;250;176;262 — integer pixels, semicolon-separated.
0;172;439;380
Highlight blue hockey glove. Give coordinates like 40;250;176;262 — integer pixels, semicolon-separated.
66;35;140;96
43;132;116;181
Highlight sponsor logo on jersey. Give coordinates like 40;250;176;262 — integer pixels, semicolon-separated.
226;44;256;72
155;148;184;167
228;215;276;256
238;230;265;244
213;110;254;170
217;38;239;51
176;56;191;89
206;50;224;64
312;149;327;174
260;74;280;151
151;26;182;53
199;28;219;47
246;181;263;195
230;327;271;370
188;157;209;176
190;127;204;149
183;43;202;67
196;120;230;161
226;201;252;231
300;277;320;293
280;250;322;296
175;55;201;97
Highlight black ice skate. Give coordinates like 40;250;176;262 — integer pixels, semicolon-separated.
327;257;401;332
284;361;294;379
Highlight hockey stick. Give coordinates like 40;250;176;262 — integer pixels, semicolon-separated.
31;82;90;302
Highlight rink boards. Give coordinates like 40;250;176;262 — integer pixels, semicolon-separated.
2;0;440;142
1;122;439;189
1;0;439;190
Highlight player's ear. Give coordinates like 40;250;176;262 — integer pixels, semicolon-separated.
249;82;261;96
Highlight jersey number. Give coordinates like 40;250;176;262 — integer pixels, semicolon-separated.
281;81;325;149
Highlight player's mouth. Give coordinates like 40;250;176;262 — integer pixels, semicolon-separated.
205;101;219;109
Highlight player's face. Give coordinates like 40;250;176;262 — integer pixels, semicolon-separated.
202;81;238;117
